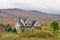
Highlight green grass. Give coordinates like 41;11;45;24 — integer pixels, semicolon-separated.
17;29;21;33
55;32;60;37
1;29;55;38
1;32;17;38
0;29;59;40
19;29;56;38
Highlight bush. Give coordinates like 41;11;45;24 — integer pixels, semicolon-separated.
5;27;12;32
12;28;17;33
51;21;59;32
5;24;12;32
0;24;4;27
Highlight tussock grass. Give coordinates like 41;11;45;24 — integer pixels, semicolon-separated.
19;29;56;38
0;32;17;38
0;28;59;40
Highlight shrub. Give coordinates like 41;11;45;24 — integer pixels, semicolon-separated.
12;28;17;33
51;21;59;32
0;24;4;27
5;24;12;32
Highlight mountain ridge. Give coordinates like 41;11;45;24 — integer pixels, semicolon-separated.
0;9;60;21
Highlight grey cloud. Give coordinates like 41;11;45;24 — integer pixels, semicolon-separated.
0;0;60;14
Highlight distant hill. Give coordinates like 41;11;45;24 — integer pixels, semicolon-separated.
29;10;47;14
0;9;60;24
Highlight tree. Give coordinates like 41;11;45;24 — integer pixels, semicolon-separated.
5;24;12;32
0;24;4;27
12;28;17;33
7;27;12;32
51;21;58;32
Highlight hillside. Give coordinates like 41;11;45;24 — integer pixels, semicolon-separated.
0;9;60;24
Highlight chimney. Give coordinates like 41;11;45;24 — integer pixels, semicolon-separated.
18;17;20;22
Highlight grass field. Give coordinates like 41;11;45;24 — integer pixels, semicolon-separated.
1;33;17;38
55;32;60;37
0;29;60;40
0;25;60;40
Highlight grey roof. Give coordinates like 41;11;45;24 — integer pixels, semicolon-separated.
26;20;37;26
31;20;37;26
18;17;38;27
19;16;28;22
18;22;24;26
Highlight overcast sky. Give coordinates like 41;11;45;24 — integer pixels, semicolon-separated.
0;0;60;14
